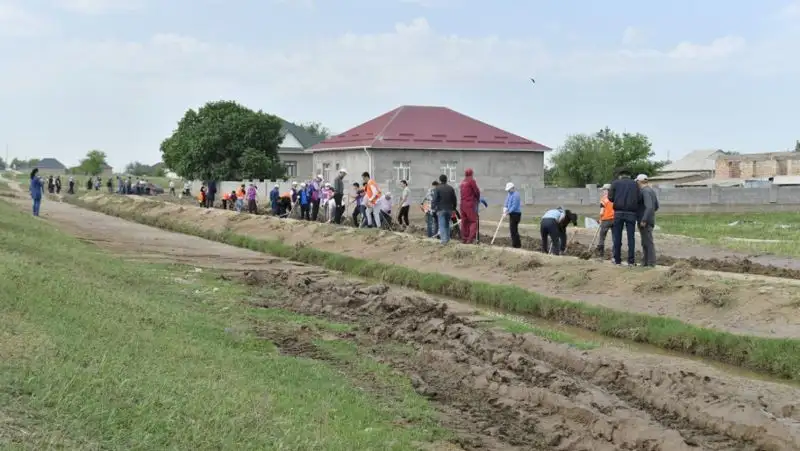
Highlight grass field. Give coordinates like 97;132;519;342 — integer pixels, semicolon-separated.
0;200;449;449
656;212;800;257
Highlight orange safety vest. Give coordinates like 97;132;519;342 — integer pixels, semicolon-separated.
364;180;381;205
280;192;291;199
197;192;206;203
222;192;230;201
236;188;246;200
600;196;614;221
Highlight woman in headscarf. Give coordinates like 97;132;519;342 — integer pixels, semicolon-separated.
29;168;44;217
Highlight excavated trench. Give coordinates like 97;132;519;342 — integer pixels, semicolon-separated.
235;267;800;451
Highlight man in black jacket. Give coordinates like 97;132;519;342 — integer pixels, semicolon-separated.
607;168;641;266
431;174;457;244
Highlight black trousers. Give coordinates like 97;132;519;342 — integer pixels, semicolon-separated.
311;200;320;221
612;211;637;265
333;193;344;224
508;212;521;248
540;217;561;255
397;205;410;226
247;199;257;214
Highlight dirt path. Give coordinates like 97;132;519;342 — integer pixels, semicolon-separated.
4;192;800;449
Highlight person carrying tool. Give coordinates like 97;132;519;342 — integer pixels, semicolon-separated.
68;176;75;194
557;209;578;253
595;183;615;257
459;168;480;244
362;172;383;228
350;182;365;227
608;168;641;266
378;193;393;228
540;207;566;255
221;191;230;210
310;175;323;221
278;191;292;217
197;186;207;207
503;182;522;248
422;180;439;237
246;182;258;213
298;182;311;220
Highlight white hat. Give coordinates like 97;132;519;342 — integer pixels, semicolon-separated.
300;182;306;187
324;182;331;187
385;193;392;199
505;182;514;191
274;184;279;188
292;181;298;185
635;174;648;182
601;183;611;189
316;174;323;180
339;168;347;173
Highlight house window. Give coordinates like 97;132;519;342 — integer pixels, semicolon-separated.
335;162;340;172
322;162;331;181
284;161;298;178
393;161;411;183
440;160;458;183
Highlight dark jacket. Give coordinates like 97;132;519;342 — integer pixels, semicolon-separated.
608;177;641;213
432;183;457;212
638;186;659;225
334;176;345;195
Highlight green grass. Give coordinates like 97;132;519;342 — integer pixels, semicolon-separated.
65;195;800;382
656;212;800;257
0;200;448;449
480;317;598;350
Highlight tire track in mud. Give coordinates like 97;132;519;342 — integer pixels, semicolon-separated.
394;224;800;280
238;269;800;451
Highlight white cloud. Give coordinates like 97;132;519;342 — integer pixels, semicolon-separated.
54;0;142;14
0;3;53;36
621;26;644;46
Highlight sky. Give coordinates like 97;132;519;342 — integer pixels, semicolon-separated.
1;0;800;170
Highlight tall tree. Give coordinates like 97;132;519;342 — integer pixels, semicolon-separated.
124;161;164;177
78;150;109;176
794;140;800;152
0;157;6;170
161;100;286;181
298;121;332;139
549;127;666;187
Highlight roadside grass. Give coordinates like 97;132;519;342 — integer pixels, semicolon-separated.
478;317;598;351
65;195;800;381
0;200;448;449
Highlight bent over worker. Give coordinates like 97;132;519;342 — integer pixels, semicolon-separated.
503;182;522;248
540;207;566;255
459;168;480;244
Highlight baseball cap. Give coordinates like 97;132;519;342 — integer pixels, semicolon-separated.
635;174;648;182
505;182;514;191
601;183;611;189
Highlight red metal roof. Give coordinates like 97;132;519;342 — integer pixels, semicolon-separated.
309;105;551;152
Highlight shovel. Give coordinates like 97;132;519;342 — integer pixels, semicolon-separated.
433;219;461;239
490;214;506;245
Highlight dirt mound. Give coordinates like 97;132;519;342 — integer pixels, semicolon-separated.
238;267;800;451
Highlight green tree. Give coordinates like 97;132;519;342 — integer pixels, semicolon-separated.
549;127;666;187
794;140;800;152
298;121;332;139
0;157;6;170
124;161;164;177
161;101;286;181
78;150;109;176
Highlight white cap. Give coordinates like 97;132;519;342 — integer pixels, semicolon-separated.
385;193;392;199
300;182;306;187
324;182;331;186
316;174;323;180
274;184;279;188
505;182;514;191
339;168;347;173
601;183;611;189
635;174;648;182
292;181;298;185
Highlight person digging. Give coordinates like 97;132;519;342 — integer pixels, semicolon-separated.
595;183;614;258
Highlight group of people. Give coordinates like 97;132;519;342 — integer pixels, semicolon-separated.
595;169;660;267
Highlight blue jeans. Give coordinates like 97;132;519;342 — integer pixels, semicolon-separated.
437;210;452;244
612;211;637;265
426;212;439;237
32;197;41;216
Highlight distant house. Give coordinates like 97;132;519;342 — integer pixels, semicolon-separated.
99;163;114;178
33;158;67;175
649;149;724;186
307;105;551;192
277;119;326;179
715;151;800;180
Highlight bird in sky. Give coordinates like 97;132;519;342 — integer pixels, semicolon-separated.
530;78;536;84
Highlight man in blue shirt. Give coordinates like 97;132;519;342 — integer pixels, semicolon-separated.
540;207;566;255
502;182;522;248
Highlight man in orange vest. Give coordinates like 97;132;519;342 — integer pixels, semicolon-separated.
596;183;615;257
361;171;382;228
221;191;230;210
235;184;246;213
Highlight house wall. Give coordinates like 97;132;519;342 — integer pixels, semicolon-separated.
716;153;800;179
278;152;313;180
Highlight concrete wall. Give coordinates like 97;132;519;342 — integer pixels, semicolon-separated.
716;152;800;179
277;151;313;180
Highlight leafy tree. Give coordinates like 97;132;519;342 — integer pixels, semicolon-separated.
543;166;557;186
794;140;800;152
77;150;109;176
298;121;332;139
549;127;666;187
124;161;165;177
0;157;6;170
9;158;39;169
161;100;286;181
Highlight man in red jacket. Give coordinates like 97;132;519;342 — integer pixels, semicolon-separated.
459;168;480;244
